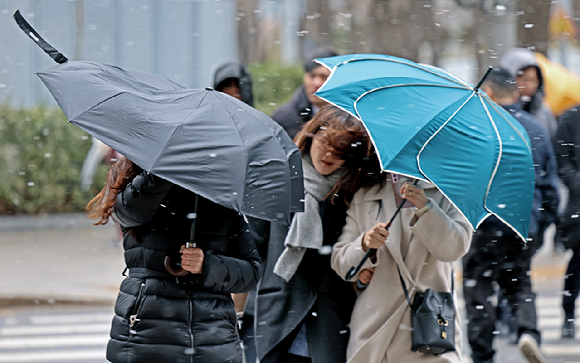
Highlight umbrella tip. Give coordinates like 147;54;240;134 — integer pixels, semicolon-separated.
474;66;493;92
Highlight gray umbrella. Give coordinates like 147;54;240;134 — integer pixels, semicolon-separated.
36;61;303;223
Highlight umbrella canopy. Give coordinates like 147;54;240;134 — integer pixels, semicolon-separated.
38;61;304;223
315;54;535;242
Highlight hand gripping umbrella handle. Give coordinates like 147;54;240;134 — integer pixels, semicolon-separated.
344;179;418;280
164;195;199;276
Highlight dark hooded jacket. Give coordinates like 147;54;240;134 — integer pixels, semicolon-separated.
271;86;314;139
500;48;558;139
213;62;254;107
106;171;262;363
254;192;357;363
554;106;580;249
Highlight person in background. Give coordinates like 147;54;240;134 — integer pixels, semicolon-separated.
80;138;122;192
255;106;376;363
213;61;254;107
271;47;338;139
500;48;558;141
463;68;558;363
553;105;580;339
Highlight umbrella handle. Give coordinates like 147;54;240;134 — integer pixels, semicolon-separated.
164;256;189;277
344;179;419;280
345;249;376;280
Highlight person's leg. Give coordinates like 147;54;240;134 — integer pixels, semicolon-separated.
500;234;547;363
500;234;541;343
463;227;502;363
562;246;580;338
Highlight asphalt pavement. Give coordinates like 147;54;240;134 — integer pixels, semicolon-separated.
0;213;571;305
0;213;123;306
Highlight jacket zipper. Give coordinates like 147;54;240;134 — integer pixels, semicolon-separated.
189;293;194;363
129;282;145;335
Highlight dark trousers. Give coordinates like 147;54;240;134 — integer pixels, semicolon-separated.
563;247;580;317
463;226;541;363
240;314;256;363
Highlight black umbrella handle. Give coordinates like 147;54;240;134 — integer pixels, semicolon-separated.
187;194;199;248
344;179;419;280
13;10;68;64
164;194;200;276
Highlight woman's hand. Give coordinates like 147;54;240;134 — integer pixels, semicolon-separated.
358;267;375;285
400;181;428;209
362;223;389;252
180;245;204;274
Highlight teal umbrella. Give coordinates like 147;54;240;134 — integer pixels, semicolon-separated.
315;54;534;243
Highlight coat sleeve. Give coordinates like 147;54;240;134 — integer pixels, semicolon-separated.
200;213;263;294
113;172;173;228
537;134;560;227
410;198;473;262
331;192;380;282
555;114;580;191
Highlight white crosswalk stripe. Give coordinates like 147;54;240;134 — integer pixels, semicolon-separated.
0;309;111;363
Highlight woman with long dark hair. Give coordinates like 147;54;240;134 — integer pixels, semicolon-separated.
87;157;262;363
254;105;377;363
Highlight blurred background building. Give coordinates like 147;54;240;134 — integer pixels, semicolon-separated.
0;0;579;215
1;0;579;108
0;0;239;106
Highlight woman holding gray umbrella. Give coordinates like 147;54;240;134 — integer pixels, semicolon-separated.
87;157;262;363
254;105;377;363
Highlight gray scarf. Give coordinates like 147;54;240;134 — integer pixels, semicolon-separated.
273;154;345;282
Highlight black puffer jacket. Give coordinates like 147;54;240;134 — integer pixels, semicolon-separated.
106;172;262;363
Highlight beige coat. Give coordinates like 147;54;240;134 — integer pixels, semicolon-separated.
331;180;473;363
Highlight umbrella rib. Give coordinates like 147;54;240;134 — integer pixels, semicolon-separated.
212;94;250;210
477;95;503;209
149;91;212;173
480;94;532;153
67;91;124;122
477;96;527;243
411;92;477;228
350;84;471;172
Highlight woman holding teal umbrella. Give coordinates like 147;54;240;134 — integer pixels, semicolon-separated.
331;171;472;363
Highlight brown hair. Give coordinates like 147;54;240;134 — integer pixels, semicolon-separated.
294;105;382;204
86;157;141;225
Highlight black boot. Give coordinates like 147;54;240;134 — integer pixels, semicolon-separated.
562;315;575;339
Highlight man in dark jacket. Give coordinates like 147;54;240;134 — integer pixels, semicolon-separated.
553;105;580;338
463;68;558;363
271;47;337;139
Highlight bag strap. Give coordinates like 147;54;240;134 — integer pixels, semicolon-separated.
397;266;413;308
397;266;454;309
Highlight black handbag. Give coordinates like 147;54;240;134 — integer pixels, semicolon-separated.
398;268;456;355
